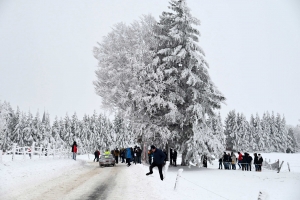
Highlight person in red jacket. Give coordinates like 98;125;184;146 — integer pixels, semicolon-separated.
237;152;243;169
71;141;77;160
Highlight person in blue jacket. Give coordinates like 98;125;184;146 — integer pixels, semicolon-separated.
146;145;166;181
126;147;133;167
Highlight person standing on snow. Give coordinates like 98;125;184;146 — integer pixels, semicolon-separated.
104;149;110;158
125;147;133;167
247;153;253;171
136;147;142;164
71;141;77;160
146;145;166;181
173;150;177;167
114;148;120;164
231;152;236;170
253;153;259;171
94;149;100;162
257;154;263;172
237;152;243;169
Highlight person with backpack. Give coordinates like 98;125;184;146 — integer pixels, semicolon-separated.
146;145;166;181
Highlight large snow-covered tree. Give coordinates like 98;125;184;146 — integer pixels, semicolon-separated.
93;0;225;163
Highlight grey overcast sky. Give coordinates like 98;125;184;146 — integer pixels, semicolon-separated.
0;0;299;125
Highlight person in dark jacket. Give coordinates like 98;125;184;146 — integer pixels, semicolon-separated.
242;153;248;171
222;152;229;169
71;141;77;160
146;145;166;181
247;153;253;171
218;157;223;169
253;153;258;171
257;154;263;172
173;150;177;167
136;147;142;164
94;149;100;162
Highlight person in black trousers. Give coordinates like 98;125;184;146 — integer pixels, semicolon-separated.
146;145;166;181
173;150;177;167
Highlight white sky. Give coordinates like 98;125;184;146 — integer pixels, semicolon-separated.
0;0;299;125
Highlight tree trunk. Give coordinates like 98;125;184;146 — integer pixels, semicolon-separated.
181;148;187;166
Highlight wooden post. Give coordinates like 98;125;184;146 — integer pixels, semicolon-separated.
174;169;183;191
164;161;170;179
23;147;26;159
39;145;43;158
47;143;51;158
277;161;284;173
12;143;17;161
31;142;35;159
53;143;56;158
287;162;290;172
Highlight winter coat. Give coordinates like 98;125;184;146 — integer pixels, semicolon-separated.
153;148;166;165
173;151;177;159
238;153;243;161
247;155;253;164
242;154;248;164
257;156;263;165
94;150;100;157
126;148;132;159
104;150;110;158
72;145;77;153
254;155;258;164
222;153;229;162
231;154;237;164
136;148;142;156
114;149;120;157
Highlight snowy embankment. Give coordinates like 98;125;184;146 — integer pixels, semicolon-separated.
1;153;300;200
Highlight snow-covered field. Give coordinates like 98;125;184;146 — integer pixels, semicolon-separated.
1;152;300;200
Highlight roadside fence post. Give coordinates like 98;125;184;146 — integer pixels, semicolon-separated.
53;143;56;158
31;142;35;159
174;168;183;191
287;162;290;172
12;143;17;161
23;147;26;160
164;161;170;179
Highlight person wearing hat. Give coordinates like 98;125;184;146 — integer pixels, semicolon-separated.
146;145;166;181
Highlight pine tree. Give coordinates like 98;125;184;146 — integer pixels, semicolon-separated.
147;0;225;162
260;112;272;152
254;113;263;151
224;110;238;150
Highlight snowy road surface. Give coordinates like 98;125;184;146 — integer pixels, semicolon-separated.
9;162;132;200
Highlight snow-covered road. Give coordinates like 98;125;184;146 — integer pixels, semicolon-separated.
10;161;130;200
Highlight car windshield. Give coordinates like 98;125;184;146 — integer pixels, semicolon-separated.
101;155;112;159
